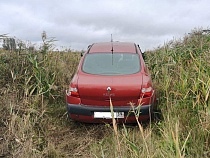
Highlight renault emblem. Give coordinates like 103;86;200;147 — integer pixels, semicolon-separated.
107;86;111;91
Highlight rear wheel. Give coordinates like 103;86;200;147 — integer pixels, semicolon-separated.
151;109;162;121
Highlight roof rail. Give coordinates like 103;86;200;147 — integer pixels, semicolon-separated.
134;43;138;54
87;43;94;53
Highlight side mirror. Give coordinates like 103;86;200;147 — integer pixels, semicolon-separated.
81;51;84;57
142;52;146;60
137;44;145;60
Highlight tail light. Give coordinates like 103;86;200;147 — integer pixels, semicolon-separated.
141;86;153;98
66;84;79;97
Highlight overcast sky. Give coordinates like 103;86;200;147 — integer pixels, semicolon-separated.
0;0;209;51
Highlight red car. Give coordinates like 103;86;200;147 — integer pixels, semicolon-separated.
66;42;156;123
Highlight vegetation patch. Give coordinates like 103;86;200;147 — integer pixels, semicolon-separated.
0;29;209;157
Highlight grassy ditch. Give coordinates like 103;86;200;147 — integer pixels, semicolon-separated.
0;29;209;157
90;30;210;157
0;37;82;157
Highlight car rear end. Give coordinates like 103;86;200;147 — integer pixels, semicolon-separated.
66;42;156;123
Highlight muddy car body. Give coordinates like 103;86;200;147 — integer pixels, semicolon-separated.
66;42;156;123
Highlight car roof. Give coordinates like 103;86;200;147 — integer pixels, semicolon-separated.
88;42;137;53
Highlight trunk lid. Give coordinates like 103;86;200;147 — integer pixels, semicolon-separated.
78;74;142;106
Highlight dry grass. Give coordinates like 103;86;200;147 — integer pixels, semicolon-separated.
0;29;210;157
90;29;210;158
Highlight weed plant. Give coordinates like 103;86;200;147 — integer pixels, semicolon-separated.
91;29;210;157
0;29;209;157
0;34;80;157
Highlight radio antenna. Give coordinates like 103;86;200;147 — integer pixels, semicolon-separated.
111;34;113;53
111;34;114;65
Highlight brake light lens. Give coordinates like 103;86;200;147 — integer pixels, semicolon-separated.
141;86;153;98
66;84;79;97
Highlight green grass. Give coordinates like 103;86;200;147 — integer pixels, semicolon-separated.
90;30;210;157
0;29;209;157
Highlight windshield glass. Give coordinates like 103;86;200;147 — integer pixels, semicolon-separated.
82;53;140;75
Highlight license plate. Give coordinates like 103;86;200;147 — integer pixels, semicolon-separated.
94;112;124;119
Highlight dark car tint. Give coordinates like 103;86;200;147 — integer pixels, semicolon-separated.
82;53;140;75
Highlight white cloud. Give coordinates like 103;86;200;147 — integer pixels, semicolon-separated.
0;0;209;51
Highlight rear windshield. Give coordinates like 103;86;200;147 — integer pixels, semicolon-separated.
82;53;140;75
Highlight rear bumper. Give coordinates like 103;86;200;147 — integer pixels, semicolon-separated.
67;103;153;123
